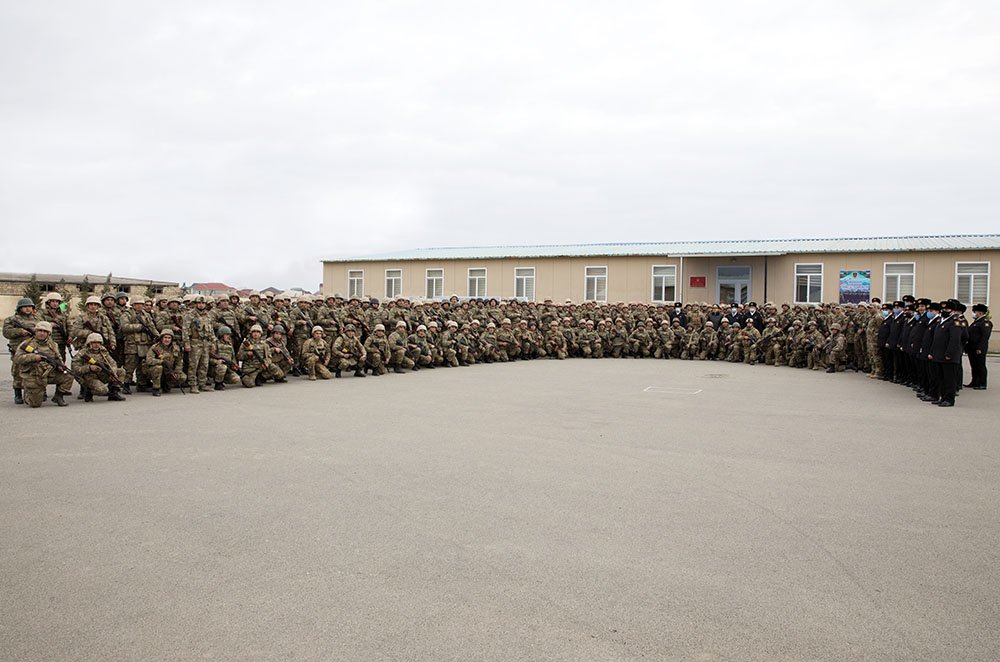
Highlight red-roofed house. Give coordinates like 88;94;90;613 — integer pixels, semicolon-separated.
191;282;237;297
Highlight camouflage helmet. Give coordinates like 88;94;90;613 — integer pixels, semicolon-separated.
160;328;174;338
416;324;427;331
374;323;386;332
34;320;53;333
217;326;233;337
395;321;407;328
86;332;103;344
43;292;63;302
345;324;356;331
447;320;458;328
85;295;102;305
705;321;714;327
115;291;129;300
248;324;263;334
311;326;324;334
486;322;496;328
272;324;286;334
830;323;841;331
101;292;115;301
16;297;35;309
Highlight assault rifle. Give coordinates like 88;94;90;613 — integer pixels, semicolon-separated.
85;356;124;386
31;349;85;388
210;352;243;376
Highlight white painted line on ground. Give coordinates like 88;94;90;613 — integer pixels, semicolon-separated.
643;386;703;395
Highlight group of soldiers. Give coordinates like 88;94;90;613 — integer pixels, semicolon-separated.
3;289;991;408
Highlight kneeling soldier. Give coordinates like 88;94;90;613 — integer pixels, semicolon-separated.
72;332;127;402
237;324;284;387
364;323;390;375
301;326;333;380
332;324;366;377
144;329;187;396
13;321;74;407
210;326;242;390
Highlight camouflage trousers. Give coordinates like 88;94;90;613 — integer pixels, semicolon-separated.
240;363;283;387
211;362;242;385
79;367;126;396
390;348;415;369
146;365;187;390
20;369;74;408
365;349;387;375
303;353;333;380
187;342;210;388
124;345;151;386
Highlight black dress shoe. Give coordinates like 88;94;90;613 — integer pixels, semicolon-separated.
974;386;987;390
938;401;954;407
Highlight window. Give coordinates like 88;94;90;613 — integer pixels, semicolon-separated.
425;269;444;299
651;265;676;303
385;269;402;299
468;268;487;298
348;270;364;299
956;262;990;305
794;263;823;304
514;267;535;301
884;263;915;302
584;266;608;302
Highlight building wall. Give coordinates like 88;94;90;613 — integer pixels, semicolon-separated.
324;249;998;308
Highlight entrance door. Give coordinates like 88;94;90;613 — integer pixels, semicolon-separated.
717;266;751;304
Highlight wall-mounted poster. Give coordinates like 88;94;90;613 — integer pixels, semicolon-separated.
839;270;871;304
689;276;706;288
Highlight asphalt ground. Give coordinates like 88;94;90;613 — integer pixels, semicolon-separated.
1;351;998;661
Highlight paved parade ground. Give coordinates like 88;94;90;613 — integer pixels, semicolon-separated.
1;353;998;661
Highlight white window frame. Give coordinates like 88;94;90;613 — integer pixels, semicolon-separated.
793;263;823;305
955;261;990;306
514;266;535;301
467;267;487;298
347;270;364;299
425;268;444;300
651;265;677;303
883;262;915;302
385;269;402;300
584;265;608;303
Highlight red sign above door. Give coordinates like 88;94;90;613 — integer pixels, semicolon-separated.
689;276;706;288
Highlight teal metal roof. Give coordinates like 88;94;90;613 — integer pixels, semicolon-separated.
326;234;1000;263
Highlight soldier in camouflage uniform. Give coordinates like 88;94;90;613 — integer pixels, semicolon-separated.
72;332;127;402
363;323;391;375
4;297;40;404
386;321;414;373
439;320;461;367
39;292;70;360
301;326;334;380
119;296;159;393
331;324;366;377
182;296;213;393
13;321;74;407
209;326;242;389
654;320;673;359
804;321;827;370
406;324;434;369
144;329;187;396
699;321;719;360
824;324;847;372
545;320;568;359
72;296;115;354
263;325;293;381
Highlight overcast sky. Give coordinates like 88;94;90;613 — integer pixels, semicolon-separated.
2;1;998;290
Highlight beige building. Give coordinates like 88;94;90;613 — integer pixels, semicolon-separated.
0;273;180;319
322;234;999;310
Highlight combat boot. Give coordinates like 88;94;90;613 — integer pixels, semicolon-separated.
393;365;405;374
334;369;342;378
52;392;67;407
151;388;161;397
189;385;200;394
214;382;224;391
108;388;126;402
353;368;365;377
13;388;23;405
121;383;132;395
83;388;94;402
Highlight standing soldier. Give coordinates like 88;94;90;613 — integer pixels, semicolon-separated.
119;296;159;393
71;296;115;353
331;324;367;377
182;296;213;393
144;329;186;396
39;292;70;360
13;321;74;407
100;292;126;366
928;300;964;407
363;323;391;375
4;297;39;404
288;298;313;375
965;304;992;389
213;296;242;350
72;333;127;402
301;326;334;380
209;326;242;390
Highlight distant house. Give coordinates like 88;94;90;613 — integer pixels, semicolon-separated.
260;287;283;296
191;282;237;297
0;272;180;318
